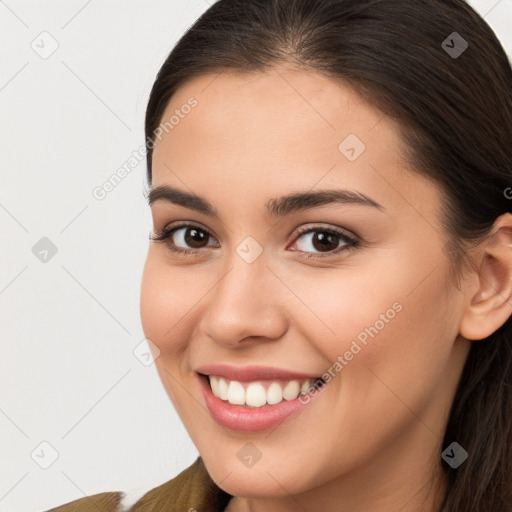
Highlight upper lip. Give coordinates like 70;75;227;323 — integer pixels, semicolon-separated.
195;363;322;382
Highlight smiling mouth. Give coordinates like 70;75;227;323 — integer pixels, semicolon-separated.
201;374;326;408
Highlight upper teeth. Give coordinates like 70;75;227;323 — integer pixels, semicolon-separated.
209;376;315;407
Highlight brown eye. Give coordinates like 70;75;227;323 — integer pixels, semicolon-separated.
181;227;210;248
149;223;218;254
310;232;340;252
292;226;359;257
150;223;359;259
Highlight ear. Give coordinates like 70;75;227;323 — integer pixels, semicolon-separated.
459;213;512;341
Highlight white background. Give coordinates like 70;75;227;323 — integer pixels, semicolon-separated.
1;1;511;511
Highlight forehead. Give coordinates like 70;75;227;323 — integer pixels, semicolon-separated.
158;67;398;143
154;68;403;164
150;66;440;223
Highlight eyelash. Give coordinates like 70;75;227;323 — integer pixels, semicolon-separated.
149;222;360;259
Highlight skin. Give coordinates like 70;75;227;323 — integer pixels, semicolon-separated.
139;65;512;512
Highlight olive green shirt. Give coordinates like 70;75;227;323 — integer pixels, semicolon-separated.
44;457;233;512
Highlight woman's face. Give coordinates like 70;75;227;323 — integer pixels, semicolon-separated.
140;66;471;506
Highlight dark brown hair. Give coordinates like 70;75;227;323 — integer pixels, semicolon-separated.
144;1;512;510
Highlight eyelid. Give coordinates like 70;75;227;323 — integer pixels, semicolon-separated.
292;223;358;242
288;224;359;257
165;221;218;244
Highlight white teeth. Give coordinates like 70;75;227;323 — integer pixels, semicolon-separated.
227;380;245;405
300;380;311;394
208;376;315;407
282;380;301;401
218;377;229;400
267;382;283;405
210;375;220;396
245;383;267;407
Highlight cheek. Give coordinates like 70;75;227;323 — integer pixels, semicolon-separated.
285;251;456;401
277;261;407;365
336;266;456;437
291;244;452;360
140;254;197;409
140;253;218;413
140;252;196;353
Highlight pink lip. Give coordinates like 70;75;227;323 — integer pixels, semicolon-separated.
195;363;322;382
197;373;326;432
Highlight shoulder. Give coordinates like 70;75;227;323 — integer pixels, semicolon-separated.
41;457;233;512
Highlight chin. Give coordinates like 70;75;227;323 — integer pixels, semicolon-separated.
200;448;319;498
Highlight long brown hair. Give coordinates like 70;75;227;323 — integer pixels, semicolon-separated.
144;1;512;510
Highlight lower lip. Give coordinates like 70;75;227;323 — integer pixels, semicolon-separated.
198;374;325;432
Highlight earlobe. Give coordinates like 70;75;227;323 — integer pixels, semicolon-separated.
459;213;512;341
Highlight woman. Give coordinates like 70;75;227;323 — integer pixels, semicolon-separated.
45;0;512;511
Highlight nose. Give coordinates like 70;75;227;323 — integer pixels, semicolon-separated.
198;250;288;348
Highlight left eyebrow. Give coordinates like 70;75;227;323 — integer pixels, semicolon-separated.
147;184;385;218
